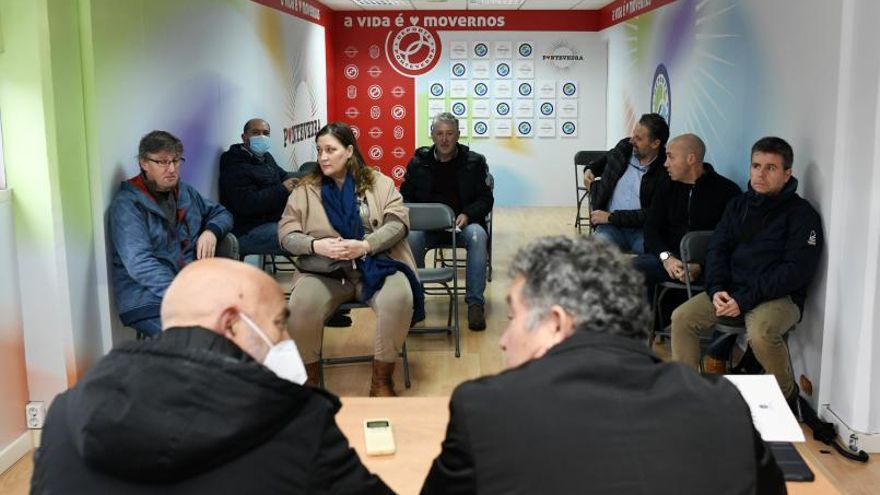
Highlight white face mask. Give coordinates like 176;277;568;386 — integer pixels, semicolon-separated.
238;312;307;385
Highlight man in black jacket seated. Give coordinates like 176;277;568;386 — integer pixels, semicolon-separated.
672;137;823;406
32;258;391;495
401;112;494;330
634;133;740;288
421;235;785;495
583;113;669;254
219;118;297;256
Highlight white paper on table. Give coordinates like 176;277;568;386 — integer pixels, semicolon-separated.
724;374;805;442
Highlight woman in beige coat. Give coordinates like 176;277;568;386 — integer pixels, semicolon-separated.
278;122;423;396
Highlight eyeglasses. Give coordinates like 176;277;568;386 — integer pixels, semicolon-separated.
145;157;186;169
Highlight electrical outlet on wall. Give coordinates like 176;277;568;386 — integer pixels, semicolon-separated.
26;401;46;429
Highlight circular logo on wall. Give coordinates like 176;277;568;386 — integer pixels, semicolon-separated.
369;44;381;59
451;63;467;77
562;121;576;135
473;121;488;136
474;82;489;97
393;125;405;139
391;86;406;98
370;106;381;119
368;85;383;100
369;145;384;160
430;83;445;97
540;102;554;116
518;43;533;58
518;82;533;97
368;66;382;78
518;121;532;135
651;64;671;125
345;107;360;119
392;166;406;180
392;147;406;159
452;102;467;116
496;102;510;116
351;125;361;139
344;64;359;80
391;105;407;120
347;85;357;99
473;42;489;58
344;46;358;58
368;127;383;139
496;63;511;77
562;82;577;97
386;25;441;77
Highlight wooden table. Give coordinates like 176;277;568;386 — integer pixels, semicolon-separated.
338;397;839;495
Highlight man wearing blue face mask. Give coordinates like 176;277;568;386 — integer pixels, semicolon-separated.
32;258;392;494
220;118;300;257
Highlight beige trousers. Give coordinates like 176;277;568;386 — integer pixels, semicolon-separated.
288;271;413;364
671;292;800;397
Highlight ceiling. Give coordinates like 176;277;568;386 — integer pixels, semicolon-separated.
313;0;614;11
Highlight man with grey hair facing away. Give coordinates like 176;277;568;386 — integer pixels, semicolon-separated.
421;236;785;495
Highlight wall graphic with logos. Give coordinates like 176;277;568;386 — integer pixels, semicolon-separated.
332;12;606;206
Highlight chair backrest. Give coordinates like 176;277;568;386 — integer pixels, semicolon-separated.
406;203;455;232
574;150;605;166
216;233;240;260
679;230;713;296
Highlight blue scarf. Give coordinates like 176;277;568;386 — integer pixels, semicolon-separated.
321;174;425;323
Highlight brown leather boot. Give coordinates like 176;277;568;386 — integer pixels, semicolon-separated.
703;356;727;375
304;362;321;387
369;360;397;397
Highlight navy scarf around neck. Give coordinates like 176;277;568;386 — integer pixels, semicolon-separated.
321;173;425;323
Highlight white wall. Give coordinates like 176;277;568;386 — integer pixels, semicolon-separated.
820;0;880;443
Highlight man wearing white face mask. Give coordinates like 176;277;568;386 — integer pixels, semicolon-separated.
32;258;392;494
220;118;301;257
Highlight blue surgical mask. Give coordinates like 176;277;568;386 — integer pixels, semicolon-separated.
248;135;271;156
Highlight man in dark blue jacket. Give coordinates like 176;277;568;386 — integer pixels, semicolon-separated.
583;113;668;254
219;118;298;257
109;130;232;338
671;137;823;405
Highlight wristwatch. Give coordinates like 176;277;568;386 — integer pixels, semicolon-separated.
659;251;671;262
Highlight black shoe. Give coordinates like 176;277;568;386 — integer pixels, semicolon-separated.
326;311;353;327
468;304;486;331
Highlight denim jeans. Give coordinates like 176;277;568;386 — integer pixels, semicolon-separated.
593;224;645;254
238;222;288;257
407;223;488;306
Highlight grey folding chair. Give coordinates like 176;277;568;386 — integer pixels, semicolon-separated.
407;202;461;358
215;232;240;260
573;150;605;234
434;171;494;282
649;230;714;344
